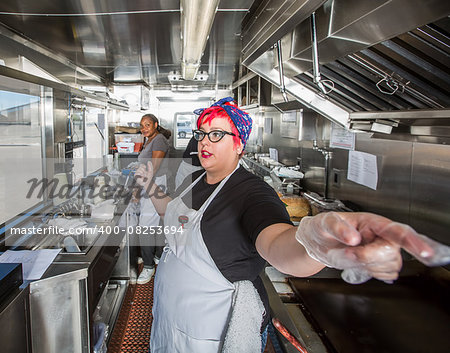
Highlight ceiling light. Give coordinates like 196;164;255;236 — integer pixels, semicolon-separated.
180;0;220;80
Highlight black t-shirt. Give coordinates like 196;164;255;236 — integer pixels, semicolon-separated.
174;165;293;329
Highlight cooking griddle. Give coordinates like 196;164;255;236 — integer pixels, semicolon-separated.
289;269;450;353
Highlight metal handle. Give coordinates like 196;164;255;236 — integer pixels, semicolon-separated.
276;40;289;102
310;12;334;95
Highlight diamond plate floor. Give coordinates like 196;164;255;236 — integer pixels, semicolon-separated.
108;275;154;353
108;271;276;353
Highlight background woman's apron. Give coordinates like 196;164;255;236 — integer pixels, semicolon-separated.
150;168;237;353
139;174;166;227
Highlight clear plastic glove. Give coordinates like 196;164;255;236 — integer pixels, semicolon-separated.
134;161;154;188
126;161;141;169
295;212;450;284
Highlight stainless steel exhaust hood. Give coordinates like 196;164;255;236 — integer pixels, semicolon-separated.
243;0;450;140
241;0;327;66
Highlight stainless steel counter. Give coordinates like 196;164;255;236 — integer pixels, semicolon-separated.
1;192;132;353
30;209;129;353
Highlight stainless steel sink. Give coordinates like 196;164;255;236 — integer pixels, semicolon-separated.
31;226;100;254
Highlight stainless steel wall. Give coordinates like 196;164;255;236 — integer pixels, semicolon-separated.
246;107;450;245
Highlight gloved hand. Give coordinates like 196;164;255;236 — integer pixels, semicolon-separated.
134;161;154;188
295;212;450;284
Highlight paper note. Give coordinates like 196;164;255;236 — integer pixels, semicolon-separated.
280;121;298;139
257;126;263;146
330;124;355;150
0;249;61;280
264;118;273;134
282;111;297;122
269;148;278;162
347;151;378;190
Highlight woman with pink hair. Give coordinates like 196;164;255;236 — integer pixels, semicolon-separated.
135;97;449;353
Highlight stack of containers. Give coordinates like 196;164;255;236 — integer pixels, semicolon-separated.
115;134;144;153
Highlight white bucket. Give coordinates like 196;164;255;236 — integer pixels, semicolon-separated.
116;142;135;153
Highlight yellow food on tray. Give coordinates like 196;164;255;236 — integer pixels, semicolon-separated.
279;195;311;221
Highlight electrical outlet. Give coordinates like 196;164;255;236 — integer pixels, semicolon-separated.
332;168;342;188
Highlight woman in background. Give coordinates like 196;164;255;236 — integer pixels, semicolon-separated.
135;114;171;284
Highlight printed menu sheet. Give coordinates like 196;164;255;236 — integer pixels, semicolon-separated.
347;150;378;190
330;124;355;150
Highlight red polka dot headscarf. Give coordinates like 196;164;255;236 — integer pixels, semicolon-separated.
194;97;253;148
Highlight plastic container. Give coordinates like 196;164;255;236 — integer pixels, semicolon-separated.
286;183;294;194
64;236;81;252
93;322;108;353
116;142;135;153
114;153;119;169
115;133;143;152
93;176;106;204
105;154;114;171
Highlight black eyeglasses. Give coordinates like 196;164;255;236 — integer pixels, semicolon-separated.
193;129;236;143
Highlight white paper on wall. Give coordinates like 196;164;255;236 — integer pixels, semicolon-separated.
257;126;263;146
347;150;378;190
269;148;278;162
264;118;272;134
280;121;298;139
330;124;355;150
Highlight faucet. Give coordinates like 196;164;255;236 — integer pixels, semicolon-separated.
313;140;333;201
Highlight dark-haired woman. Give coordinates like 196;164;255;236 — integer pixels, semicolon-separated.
135;114;171;284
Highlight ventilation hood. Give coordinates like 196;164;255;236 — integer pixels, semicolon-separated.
243;0;450;142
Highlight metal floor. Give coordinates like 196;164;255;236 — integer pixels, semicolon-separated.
107;271;276;353
108;276;154;353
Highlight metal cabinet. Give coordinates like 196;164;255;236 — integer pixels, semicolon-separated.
29;268;90;353
0;286;31;353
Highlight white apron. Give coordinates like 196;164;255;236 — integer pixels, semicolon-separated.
139;174;166;227
150;167;238;353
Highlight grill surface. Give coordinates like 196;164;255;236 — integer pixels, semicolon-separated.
289;266;450;353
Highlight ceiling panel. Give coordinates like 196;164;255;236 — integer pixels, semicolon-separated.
0;0;254;87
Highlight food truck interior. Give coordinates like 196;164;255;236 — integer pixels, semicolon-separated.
0;1;449;352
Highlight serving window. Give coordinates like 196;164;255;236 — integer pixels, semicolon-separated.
0;76;44;226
